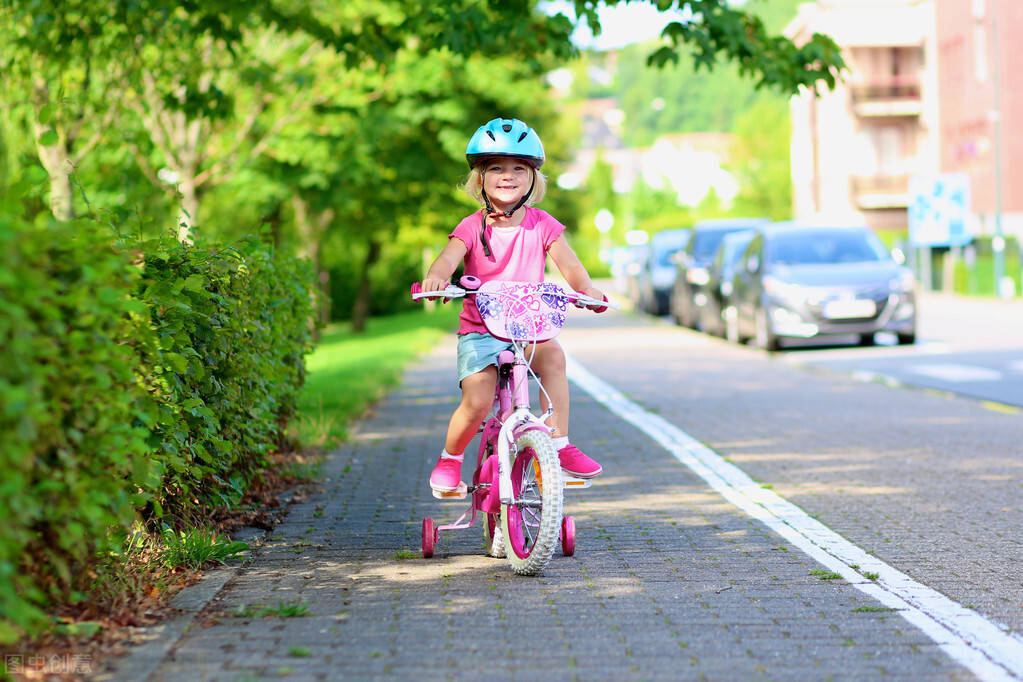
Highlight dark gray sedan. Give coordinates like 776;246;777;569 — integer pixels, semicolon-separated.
727;222;917;350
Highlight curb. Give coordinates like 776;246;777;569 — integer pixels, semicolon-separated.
91;527;267;682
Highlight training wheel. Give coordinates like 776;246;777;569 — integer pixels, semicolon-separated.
422;517;435;558
561;515;576;556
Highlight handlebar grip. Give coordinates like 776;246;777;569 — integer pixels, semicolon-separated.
410;282;423;297
593;294;609;314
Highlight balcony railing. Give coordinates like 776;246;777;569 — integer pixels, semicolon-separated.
850;76;922;116
850;81;921;103
850;174;911;209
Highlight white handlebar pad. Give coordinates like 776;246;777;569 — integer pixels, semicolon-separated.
411;284;466;300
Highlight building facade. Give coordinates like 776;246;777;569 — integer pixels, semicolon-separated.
787;0;1022;239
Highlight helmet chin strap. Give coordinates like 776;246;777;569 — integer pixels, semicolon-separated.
479;169;536;258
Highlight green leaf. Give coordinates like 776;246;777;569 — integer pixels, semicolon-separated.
163;352;188;373
39;129;59;146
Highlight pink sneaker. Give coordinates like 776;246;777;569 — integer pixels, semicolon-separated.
558;444;602;478
430;456;464;492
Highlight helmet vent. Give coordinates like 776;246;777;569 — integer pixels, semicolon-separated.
517;132;528;142
502;123;512;132
486;130;496;141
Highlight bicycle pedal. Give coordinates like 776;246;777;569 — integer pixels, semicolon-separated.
562;476;591;490
432;482;468;500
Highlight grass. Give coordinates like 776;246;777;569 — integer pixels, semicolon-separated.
161;527;249;570
292;306;460;448
236;599;310;618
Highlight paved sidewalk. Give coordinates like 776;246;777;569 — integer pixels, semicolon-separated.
97;333;974;681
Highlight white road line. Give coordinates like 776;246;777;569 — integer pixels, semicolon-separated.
567;355;1023;682
911;363;1004;382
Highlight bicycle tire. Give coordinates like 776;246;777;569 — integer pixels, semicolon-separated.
501;429;563;575
483;513;505;558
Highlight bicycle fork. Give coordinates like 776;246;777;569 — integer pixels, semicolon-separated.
494;349;555;506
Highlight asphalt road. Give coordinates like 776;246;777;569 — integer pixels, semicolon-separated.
778;292;1023;408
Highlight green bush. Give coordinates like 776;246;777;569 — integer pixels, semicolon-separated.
0;198;315;643
130;236;316;520
0;213;148;643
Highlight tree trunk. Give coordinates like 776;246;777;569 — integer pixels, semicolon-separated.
176;176;199;244
293;195;335;332
31;79;75;222
265;202;283;251
40;148;75;222
350;238;381;334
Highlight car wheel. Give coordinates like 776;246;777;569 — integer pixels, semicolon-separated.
724;307;742;344
858;333;877;347
897;332;916;345
680;302;697;329
755;306;780;351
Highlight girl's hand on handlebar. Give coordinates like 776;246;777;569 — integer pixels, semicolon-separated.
420;277;452;301
574;286;609;312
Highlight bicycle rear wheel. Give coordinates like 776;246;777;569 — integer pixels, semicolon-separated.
484;513;505;558
500;429;563;575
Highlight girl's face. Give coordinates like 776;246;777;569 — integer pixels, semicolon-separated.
481;157;533;210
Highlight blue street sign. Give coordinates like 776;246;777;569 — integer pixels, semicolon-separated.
908;173;972;247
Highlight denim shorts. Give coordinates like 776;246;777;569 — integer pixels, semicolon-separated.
456;333;514;383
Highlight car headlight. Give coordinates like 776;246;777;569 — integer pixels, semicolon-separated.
686;267;710;286
762;275;803;303
890;269;916;293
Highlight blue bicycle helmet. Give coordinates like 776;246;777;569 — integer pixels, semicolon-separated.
465;118;545;169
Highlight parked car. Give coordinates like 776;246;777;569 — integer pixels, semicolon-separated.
635;228;691;315
698;229;758;337
670;218;769;328
609;244;649;302
727;222;917;350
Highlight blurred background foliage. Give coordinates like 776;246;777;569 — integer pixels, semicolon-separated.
1;0;840;327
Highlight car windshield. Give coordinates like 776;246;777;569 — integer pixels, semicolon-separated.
722;233;755;267
655;248;680;267
691;228;744;260
652;230;690;267
767;229;890;265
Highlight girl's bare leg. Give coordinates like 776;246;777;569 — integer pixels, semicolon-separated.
528;340;569;437
445;366;498;454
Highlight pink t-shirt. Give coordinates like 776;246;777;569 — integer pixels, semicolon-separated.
450;206;566;334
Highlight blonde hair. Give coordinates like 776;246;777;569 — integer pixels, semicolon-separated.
462;162;547;208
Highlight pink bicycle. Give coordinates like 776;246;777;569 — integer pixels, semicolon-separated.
411;277;614;575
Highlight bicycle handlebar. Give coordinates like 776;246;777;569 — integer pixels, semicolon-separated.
410;279;618;312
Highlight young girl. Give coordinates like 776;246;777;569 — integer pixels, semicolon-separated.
420;117;605;493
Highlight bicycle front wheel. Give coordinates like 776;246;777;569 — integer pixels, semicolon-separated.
500;429;563;575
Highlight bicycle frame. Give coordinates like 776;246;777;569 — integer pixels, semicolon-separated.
493;346;554;506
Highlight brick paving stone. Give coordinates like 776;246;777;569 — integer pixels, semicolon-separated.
93;313;995;681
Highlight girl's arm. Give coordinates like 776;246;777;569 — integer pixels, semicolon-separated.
548;235;604;303
422;238;468;292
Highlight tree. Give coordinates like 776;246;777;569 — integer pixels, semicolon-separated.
728;97;793;220
568;0;844;95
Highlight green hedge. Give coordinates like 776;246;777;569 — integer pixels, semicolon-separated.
0;206;315;643
132;238;315;518
0;214;148;643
